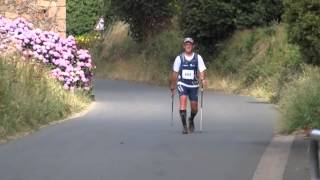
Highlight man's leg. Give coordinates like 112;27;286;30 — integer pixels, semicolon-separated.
179;95;188;134
178;85;188;134
188;88;199;133
188;101;198;133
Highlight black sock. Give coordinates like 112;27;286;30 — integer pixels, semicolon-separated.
189;111;198;124
180;110;187;127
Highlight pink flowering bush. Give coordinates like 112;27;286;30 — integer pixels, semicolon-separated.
0;16;94;91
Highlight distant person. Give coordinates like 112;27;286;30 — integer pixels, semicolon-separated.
170;37;207;134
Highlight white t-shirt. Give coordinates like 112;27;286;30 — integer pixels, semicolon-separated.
173;53;206;73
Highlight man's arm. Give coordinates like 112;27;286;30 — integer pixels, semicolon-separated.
198;55;207;86
199;71;208;86
199;71;206;81
170;56;180;93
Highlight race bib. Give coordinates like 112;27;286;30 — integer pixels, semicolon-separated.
182;70;195;80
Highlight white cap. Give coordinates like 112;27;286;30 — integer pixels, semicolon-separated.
183;37;194;44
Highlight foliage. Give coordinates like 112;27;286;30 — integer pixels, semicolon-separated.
145;30;183;63
208;24;303;100
262;0;284;24
102;0;115;27
110;0;175;42
67;0;102;35
280;67;320;133
283;0;320;65
232;0;283;28
179;0;284;53
179;0;235;53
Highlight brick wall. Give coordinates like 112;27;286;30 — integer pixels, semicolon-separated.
0;0;66;37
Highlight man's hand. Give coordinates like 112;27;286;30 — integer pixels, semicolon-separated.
201;79;208;87
199;71;207;87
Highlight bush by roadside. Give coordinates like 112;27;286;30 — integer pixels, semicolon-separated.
283;0;320;65
208;24;303;102
280;67;320;133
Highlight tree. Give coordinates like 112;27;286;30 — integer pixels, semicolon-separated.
231;0;265;28
284;0;320;65
179;0;235;53
262;0;284;23
179;0;284;53
231;0;283;28
110;0;175;42
67;0;102;35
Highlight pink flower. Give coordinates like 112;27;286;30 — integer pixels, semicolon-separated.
0;16;94;91
63;84;69;90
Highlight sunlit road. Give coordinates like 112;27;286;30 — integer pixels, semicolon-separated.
0;80;276;180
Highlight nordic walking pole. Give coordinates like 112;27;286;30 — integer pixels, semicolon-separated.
200;82;204;132
171;93;174;127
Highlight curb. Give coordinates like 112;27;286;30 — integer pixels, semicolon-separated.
251;135;295;180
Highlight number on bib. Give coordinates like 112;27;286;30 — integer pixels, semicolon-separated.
182;70;195;80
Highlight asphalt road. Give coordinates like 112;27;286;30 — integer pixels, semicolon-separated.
0;80;276;180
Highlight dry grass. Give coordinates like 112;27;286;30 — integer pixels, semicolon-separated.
92;21;181;86
208;24;301;101
0;54;90;140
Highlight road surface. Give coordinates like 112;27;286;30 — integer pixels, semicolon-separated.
0;80;276;180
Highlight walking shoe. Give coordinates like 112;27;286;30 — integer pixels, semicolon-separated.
188;118;195;133
182;126;188;134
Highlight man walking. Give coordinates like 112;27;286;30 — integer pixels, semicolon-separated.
170;37;207;134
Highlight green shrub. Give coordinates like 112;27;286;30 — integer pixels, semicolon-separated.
262;0;284;23
145;30;182;62
232;0;283;28
232;0;263;28
209;24;305;100
179;0;284;53
67;0;103;35
280;67;320;133
283;0;320;65
179;0;235;53
144;30;183;83
212;28;258;74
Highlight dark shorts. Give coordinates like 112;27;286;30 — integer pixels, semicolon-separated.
177;85;199;101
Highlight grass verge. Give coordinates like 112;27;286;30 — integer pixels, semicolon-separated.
279;66;320;133
208;24;303;101
0;54;90;141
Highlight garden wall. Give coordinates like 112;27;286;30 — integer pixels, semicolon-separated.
0;0;66;37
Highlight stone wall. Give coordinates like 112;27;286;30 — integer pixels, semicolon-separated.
0;0;66;37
